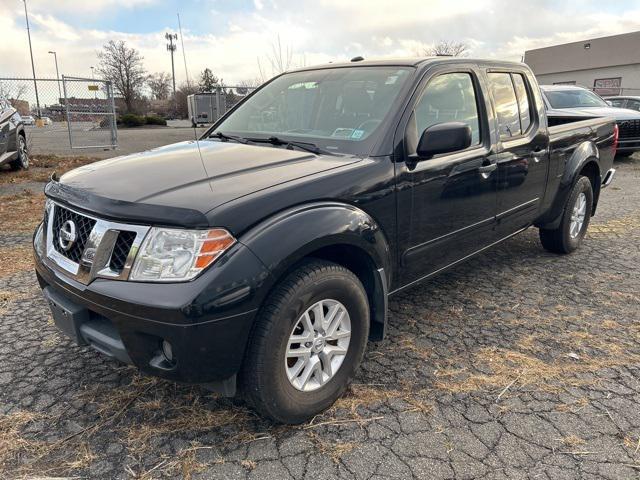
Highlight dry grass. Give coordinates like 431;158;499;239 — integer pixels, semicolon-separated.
306;431;357;464
0;191;45;233
0;290;27;315
589;215;640;235
0;155;99;185
0;410;41;472
435;321;640;397
0;245;34;278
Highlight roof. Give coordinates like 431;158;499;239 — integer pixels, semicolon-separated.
288;57;528;73
524;30;640;75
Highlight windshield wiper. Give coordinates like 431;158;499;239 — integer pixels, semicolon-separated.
246;136;337;156
209;131;252;144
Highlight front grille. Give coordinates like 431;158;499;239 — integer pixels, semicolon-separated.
617;119;640;139
51;206;96;263
109;231;136;272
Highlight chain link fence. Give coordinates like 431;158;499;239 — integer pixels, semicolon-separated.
0;76;117;153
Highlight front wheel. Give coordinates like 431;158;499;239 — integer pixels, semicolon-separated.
539;175;593;254
9;135;29;170
240;260;369;424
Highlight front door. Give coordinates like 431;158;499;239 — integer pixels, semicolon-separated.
396;67;498;287
485;70;549;234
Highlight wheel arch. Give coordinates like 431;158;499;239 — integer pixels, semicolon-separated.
240;202;392;341
536;141;601;229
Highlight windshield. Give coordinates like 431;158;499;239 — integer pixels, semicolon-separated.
209;66;413;155
544;89;609;109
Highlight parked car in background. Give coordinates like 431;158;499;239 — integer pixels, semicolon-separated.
0;99;29;170
41;116;53;126
21;115;35;126
540;85;640;157
606;96;640;112
34;58;617;423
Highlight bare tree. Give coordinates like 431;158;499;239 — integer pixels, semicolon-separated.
0;82;28;102
257;35;294;81
174;80;199;119
148;72;172;100
235;78;262;95
97;40;148;113
419;40;470;57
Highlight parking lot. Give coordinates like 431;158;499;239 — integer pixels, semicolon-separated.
0;150;638;478
26;123;208;159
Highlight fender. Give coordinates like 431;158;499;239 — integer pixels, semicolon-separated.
536;141;601;229
239;201;392;339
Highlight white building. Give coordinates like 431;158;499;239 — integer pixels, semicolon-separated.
524;31;640;96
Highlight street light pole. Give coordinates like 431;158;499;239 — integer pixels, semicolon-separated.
23;0;41;118
48;51;62;102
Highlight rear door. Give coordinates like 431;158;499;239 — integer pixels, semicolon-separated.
395;64;498;286
485;69;549;234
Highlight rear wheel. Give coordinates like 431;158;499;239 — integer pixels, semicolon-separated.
240;260;369;424
539;175;593;254
9;134;29;171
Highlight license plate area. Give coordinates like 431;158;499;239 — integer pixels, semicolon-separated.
43;287;89;346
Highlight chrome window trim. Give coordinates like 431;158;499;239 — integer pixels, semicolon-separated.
43;202;150;285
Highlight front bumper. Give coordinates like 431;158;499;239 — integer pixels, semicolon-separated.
34;232;271;386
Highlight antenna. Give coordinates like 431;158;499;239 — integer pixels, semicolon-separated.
177;13;191;89
165;32;178;97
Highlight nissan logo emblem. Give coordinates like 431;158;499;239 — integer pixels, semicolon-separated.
58;220;77;251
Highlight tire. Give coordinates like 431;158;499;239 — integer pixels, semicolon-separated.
9;134;29;171
240;260;370;424
539;175;593;254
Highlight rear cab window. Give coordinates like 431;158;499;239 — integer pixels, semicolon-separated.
487;72;533;139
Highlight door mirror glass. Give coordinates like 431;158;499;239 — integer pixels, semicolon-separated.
416;121;472;158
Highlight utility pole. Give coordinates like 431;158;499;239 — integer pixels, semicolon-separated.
166;33;177;96
48;51;62;102
23;0;41;118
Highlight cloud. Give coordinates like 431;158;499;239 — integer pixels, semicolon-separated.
1;0;640;88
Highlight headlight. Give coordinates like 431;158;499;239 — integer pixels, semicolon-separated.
130;227;235;282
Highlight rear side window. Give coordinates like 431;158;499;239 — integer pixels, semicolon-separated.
512;74;532;133
488;73;520;138
413;72;481;146
609;99;626;108
488;72;533;139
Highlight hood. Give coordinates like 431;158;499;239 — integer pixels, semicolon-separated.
547;106;640;121
58;140;360;214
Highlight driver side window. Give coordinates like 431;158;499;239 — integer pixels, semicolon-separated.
413;72;481;146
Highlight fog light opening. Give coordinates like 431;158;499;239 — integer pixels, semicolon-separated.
161;339;174;363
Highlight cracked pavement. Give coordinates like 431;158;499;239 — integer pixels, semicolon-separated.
1;156;639;479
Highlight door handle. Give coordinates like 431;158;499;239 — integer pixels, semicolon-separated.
478;163;497;174
532;147;547;163
478;162;496;180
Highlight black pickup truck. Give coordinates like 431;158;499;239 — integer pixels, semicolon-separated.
33;58;617;423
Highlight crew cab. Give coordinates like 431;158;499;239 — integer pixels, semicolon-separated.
33;58;617;423
0;99;29;170
540;84;640;156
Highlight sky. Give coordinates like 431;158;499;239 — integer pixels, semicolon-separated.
2;0;640;86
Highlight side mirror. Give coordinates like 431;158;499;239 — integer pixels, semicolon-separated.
416;122;472;159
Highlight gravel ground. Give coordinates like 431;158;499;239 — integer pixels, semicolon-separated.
0;156;639;479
